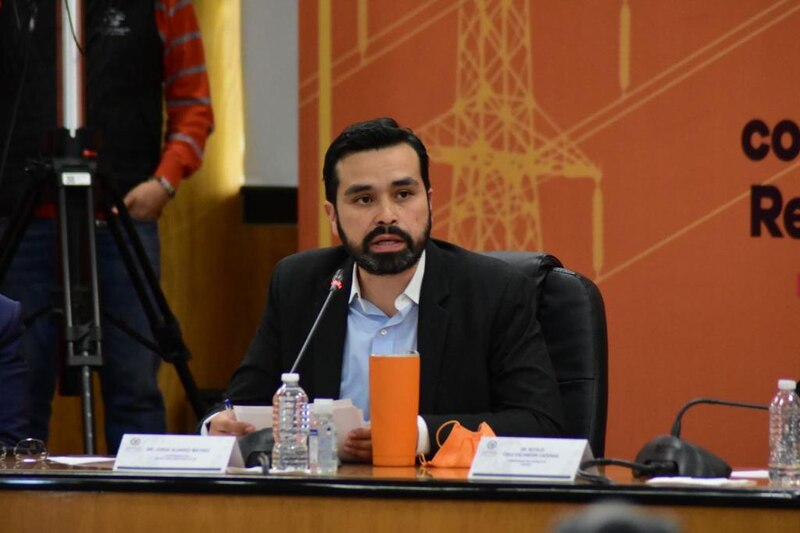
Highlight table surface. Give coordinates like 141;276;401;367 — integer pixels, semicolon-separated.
4;458;800;533
1;457;799;508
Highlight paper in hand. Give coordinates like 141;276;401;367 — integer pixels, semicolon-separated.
232;400;366;461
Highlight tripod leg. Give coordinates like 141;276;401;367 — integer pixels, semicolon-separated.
94;220;167;452
0;167;45;283
100;184;207;420
1;162;67;446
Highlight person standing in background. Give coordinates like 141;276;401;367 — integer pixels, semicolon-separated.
0;0;213;453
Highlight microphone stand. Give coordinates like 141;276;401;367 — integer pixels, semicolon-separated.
289;269;344;373
634;396;769;478
236;268;344;470
670;397;768;438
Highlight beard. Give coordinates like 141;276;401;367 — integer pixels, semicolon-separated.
337;213;431;275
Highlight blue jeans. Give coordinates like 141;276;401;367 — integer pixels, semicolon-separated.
0;217;167;453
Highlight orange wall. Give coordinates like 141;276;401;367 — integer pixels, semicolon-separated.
298;0;800;467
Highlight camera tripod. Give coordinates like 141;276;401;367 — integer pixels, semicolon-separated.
0;0;206;454
0;128;207;454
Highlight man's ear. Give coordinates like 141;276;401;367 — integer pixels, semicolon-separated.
324;201;339;240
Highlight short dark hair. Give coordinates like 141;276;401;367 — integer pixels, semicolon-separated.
322;117;430;204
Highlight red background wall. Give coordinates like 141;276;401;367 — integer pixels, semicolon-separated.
297;0;800;467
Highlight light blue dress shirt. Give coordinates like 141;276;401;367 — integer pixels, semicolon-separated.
339;252;425;421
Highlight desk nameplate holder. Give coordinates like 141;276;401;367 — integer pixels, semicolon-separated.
468;437;594;483
114;434;243;473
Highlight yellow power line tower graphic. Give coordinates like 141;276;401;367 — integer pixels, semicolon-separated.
418;0;604;275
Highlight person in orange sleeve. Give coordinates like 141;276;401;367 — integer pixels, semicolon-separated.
0;0;213;453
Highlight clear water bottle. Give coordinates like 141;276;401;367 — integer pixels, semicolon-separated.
271;373;309;473
308;399;338;475
768;378;800;488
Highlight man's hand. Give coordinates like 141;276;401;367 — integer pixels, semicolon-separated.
343;427;372;462
121;179;172;220
208;410;256;436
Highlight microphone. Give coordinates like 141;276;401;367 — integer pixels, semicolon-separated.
670;398;768;438
289;268;345;373
634;397;768;478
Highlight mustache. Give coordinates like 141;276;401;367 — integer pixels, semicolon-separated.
362;225;414;248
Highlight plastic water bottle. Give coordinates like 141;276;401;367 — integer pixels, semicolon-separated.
271;373;309;473
768;379;800;487
308;399;338;475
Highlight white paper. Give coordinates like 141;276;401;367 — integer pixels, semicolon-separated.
646;476;756;487
48;456;115;466
232;400;366;460
226;466;266;475
731;470;770;479
468;437;593;483
329;399;366;458
233;405;273;429
114;434;243;473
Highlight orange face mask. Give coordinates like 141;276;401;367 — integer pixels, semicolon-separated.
422;420;495;468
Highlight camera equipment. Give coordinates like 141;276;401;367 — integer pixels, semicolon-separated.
0;0;205;453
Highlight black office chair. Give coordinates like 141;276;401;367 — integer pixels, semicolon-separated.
483;251;608;457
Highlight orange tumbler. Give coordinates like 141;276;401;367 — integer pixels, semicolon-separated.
369;353;420;466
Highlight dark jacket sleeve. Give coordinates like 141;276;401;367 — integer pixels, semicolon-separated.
421;269;563;453
199;248;349;430
0;295;29;447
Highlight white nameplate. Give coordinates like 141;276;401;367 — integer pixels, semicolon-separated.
114;434;243;473
468;437;594;483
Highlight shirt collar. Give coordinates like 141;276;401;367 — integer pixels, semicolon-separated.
349;251;426;312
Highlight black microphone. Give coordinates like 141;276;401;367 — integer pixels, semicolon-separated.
289;268;345;373
634;397;769;478
670;398;768;438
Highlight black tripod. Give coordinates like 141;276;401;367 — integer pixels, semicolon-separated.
0;0;206;454
0;128;207;454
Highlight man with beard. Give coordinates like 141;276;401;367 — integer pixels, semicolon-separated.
207;118;563;460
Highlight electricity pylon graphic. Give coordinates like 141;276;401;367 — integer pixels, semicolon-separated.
418;0;604;275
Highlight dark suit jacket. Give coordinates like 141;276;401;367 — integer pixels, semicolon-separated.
0;293;28;446
225;239;563;451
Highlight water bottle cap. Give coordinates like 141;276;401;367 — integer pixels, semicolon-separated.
778;379;797;390
313;398;334;415
281;372;300;383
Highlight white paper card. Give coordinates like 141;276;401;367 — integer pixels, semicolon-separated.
329;399;366;456
468;437;593;483
114;434;243;473
233;405;273;428
646;476;756;487
48;456;115;466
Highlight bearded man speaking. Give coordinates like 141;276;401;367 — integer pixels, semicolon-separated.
205;117;563;460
